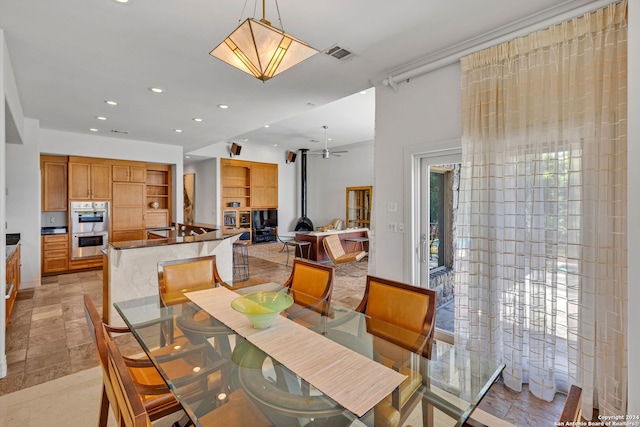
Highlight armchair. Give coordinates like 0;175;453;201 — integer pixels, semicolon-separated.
322;233;366;268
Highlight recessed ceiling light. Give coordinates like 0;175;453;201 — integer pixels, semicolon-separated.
185;155;191;159
264;124;270;128
328;138;332;141
149;87;164;93
105;100;118;106
89;128;98;132
359;91;367;95
174;129;183;133
192;118;203;122
113;0;132;4
96;116;107;121
273;144;278;147
217;104;229;109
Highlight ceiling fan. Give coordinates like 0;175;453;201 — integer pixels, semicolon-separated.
311;126;348;159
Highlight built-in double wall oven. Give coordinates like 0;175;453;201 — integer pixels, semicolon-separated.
71;201;109;260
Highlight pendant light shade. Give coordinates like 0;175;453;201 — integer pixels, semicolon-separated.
210;8;317;82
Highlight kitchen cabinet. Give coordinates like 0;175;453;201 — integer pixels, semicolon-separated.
69;160;112;200
113;164;146;183
346;186;372;229
112;182;146;243
6;244;21;326
251;163;278;208
42;234;69;274
41;155;68;211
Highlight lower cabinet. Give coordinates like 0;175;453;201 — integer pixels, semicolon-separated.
6;244;21;326
42;234;69;274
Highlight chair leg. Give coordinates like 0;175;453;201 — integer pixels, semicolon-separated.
98;385;109;427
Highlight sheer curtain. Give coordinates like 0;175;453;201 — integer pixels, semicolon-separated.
455;0;627;418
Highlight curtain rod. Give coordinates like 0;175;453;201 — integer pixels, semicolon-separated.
381;0;618;91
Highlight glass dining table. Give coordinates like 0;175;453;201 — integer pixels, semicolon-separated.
114;282;505;427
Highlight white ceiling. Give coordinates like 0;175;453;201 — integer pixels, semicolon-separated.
0;0;602;156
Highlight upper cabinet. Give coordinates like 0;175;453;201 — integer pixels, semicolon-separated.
113;164;146;183
346;186;372;229
251;163;278;208
41;155;68;211
69;158;112;200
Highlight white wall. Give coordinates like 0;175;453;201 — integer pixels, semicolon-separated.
627;0;639;415
373;63;462;281
184;159;217;224
6;118;40;288
306;142;374;229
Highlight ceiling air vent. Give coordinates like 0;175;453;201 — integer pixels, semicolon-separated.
324;45;358;62
110;129;129;135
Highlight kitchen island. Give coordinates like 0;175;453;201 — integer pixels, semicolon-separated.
103;223;242;325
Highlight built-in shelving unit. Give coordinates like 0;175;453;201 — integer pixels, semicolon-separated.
146;165;172;228
220;158;278;242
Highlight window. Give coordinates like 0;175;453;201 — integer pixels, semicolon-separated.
429;166;458;273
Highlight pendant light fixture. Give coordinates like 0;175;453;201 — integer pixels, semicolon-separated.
210;0;318;82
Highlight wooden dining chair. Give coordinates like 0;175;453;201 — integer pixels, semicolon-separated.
559;385;583;423
106;340;154;427
323;233;366;269
282;258;335;324
157;255;234;356
355;275;437;427
107;339;273;427
84;294;183;426
157;255;225;307
84;294;224;427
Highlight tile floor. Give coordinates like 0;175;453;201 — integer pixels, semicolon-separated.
0;247;571;426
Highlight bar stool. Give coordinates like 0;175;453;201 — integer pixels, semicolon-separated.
233;241;250;282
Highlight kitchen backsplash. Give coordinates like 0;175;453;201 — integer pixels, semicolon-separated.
41;211;68;226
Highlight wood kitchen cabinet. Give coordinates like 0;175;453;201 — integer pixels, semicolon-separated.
113;164;146;183
6;244;21;326
42;234;69;274
251;163;278;208
41;155;68;211
69;159;112;200
111;182;146;243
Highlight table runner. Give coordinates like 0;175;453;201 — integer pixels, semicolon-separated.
185;287;407;417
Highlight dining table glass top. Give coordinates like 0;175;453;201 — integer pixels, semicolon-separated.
114;282;505;427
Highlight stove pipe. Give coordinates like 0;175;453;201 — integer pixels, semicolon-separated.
294;149;314;231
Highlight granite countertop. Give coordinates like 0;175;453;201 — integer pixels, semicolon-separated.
110;223;240;250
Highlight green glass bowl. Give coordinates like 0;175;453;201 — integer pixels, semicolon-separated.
231;292;294;329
